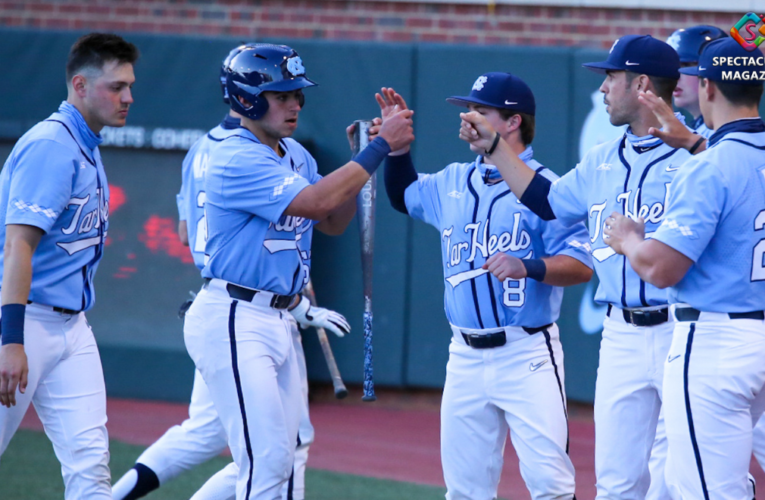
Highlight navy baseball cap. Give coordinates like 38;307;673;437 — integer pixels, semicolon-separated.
583;35;680;79
446;72;536;116
680;37;765;86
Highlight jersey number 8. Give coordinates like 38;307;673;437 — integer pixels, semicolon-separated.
502;278;526;307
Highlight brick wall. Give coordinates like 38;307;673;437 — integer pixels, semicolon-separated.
0;0;744;49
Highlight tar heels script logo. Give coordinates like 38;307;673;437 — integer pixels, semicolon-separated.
57;188;108;255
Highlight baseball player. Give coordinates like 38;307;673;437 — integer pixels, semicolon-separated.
666;25;729;139
379;75;593;499
603;37;765;499
182;43;413;500
0;33;138;498
649;24;761;500
112;44;350;500
459;35;690;498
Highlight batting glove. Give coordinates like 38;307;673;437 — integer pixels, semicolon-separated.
288;296;351;338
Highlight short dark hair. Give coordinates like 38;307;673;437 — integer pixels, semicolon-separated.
66;33;139;81
626;71;678;103
701;78;764;108
498;109;536;146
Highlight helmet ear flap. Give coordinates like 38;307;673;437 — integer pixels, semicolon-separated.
227;78;270;120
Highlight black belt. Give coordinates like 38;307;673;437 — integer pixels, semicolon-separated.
461;323;552;349
674;307;765;322
607;304;669;327
204;279;295;309
27;300;80;315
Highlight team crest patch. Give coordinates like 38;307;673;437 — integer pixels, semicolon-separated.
287;56;305;76
472;76;488;91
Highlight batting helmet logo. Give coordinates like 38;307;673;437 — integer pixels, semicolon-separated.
287;56;306;77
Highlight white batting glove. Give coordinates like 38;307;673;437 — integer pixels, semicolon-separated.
288;296;351;338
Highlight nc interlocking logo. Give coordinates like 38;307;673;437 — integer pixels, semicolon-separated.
731;13;765;51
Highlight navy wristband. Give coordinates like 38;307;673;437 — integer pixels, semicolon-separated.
522;259;547;282
1;304;26;345
353;137;392;175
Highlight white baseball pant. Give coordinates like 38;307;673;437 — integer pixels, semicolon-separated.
113;318;314;500
663;310;765;499
184;279;302;500
0;303;111;499
754;414;765;474
594;308;673;499
441;323;575;500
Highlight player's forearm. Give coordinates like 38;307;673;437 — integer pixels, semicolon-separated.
1;226;42;306
316;196;357;236
623;238;691;289
540;255;593;287
489;139;537;199
621;236;666;288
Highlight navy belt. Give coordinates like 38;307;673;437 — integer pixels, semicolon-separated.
27;300;80;315
461;323;552;349
607;304;669;327
203;279;295;310
674;307;765;322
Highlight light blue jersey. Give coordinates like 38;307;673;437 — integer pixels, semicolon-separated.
177;115;241;270
405;147;593;329
653;118;765;312
0;102;109;311
203;128;321;295
548;131;692;307
688;115;714;139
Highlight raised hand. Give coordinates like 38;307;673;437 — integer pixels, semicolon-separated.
375;88;411;155
638;90;705;153
459;111;498;152
378;106;414;153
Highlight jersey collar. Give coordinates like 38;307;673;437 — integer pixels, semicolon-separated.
477;145;533;183
57;101;103;151
708;118;765;148
625;112;686;154
220;114;241;130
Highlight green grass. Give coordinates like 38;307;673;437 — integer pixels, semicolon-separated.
0;429;448;499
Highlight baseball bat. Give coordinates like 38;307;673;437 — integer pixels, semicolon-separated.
302;279;348;399
353;119;377;402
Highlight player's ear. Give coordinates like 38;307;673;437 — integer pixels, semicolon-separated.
71;74;87;97
508;113;522;134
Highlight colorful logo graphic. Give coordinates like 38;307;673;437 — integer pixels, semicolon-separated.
731;13;765;51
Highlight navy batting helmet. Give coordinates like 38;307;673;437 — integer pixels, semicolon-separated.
666;25;728;64
225;44;317;120
220;43;256;105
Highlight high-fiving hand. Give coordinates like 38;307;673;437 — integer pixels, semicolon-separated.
459;111;498;152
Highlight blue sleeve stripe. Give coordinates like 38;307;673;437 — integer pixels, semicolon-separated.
520;171;556;221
